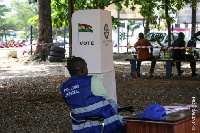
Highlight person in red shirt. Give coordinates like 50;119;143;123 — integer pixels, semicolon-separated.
134;33;156;77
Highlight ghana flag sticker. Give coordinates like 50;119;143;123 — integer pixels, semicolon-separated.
78;23;93;32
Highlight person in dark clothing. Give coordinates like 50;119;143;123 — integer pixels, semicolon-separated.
171;32;186;76
185;35;199;77
194;31;200;38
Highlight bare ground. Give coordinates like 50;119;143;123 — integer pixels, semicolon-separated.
0;53;200;132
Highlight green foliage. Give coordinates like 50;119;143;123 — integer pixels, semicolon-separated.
159;0;196;23
51;0;69;29
2;0;39;40
158;25;165;31
51;0;136;29
163;52;169;59
6;51;11;57
135;0;157;23
128;41;131;49
2;0;196;41
149;25;154;30
0;4;10;35
0;5;10;16
32;54;40;60
112;16;121;29
28;15;39;26
134;0;197;28
161;49;176;67
161;51;169;66
10;0;38;30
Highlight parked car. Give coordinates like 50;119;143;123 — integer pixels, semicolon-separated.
22;46;35;55
131;32;176;59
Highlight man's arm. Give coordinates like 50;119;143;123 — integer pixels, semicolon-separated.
134;41;138;53
181;40;186;58
147;40;153;54
195;38;200;41
91;76;108;99
194;31;200;41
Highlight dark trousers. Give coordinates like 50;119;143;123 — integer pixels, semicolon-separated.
136;56;156;73
185;55;196;75
173;55;185;76
175;61;196;75
190;61;196;75
175;62;182;75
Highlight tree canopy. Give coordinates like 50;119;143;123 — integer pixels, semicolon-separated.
51;0;198;29
0;4;10;35
1;0;38;39
0;4;9;16
1;0;199;50
2;0;198;38
134;0;197;46
51;0;136;29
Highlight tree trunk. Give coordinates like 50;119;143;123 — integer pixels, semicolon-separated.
68;0;73;56
144;18;150;35
35;0;52;61
192;1;196;37
165;0;171;47
165;0;172;59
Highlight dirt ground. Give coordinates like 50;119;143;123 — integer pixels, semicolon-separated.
0;53;200;132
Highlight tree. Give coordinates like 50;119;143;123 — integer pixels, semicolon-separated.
157;0;197;59
0;5;9;16
2;0;38;39
51;0;136;56
0;2;10;43
135;0;197;47
191;0;196;37
134;0;158;35
158;0;196;47
42;0;198;59
34;0;52;61
0;4;10;38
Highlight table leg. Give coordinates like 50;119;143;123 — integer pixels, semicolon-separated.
130;60;136;78
166;61;172;77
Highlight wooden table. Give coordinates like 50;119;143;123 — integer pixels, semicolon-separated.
123;110;200;133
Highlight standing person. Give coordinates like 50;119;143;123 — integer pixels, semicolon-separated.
134;32;156;77
171;32;186;76
185;35;199;77
60;56;125;133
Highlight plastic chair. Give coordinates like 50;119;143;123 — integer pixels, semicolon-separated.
70;106;134;133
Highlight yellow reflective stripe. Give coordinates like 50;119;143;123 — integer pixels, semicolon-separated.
72;100;109;115
72;115;119;130
72;121;101;130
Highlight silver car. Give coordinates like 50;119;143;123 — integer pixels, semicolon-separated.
131;32;176;59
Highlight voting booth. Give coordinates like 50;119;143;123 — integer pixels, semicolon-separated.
71;9;117;101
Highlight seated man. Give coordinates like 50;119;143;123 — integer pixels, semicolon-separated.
171;32;186;76
185;35;199;77
60;56;124;133
134;33;156;77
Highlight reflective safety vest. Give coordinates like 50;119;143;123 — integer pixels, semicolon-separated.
185;47;194;56
60;76;122;133
186;39;196;56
